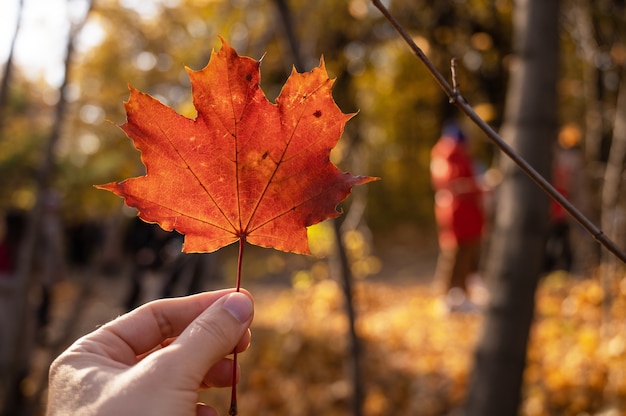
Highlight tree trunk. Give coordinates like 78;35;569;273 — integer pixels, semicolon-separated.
272;2;365;414
331;218;364;416
273;0;305;72
572;0;603;270
599;66;626;339
601;67;626;258
1;3;94;414
0;0;24;137
0;0;25;408
464;0;560;414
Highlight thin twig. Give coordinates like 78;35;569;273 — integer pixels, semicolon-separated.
449;57;461;104
372;0;626;264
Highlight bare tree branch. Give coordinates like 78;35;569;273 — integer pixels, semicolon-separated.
273;0;305;72
371;0;626;264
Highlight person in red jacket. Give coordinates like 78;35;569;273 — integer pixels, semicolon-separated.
0;210;26;276
430;123;485;312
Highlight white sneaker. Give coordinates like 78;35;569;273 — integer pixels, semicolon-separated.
444;287;480;313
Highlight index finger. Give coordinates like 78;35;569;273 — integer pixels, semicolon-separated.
87;289;247;362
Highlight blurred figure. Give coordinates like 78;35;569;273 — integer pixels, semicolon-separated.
0;210;26;277
0;209;28;411
544;124;583;273
122;217;183;310
65;220;104;271
430;122;485;312
122;217;221;310
160;252;220;298
37;190;66;331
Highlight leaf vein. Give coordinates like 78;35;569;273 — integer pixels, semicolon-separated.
156;124;237;233
242;80;327;235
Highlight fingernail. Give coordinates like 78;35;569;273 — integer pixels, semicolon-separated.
223;292;253;323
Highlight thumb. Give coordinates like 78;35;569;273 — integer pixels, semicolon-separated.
149;292;254;385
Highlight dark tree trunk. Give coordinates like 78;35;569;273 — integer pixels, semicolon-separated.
601;67;626;258
572;0;603;271
0;0;24;137
332;218;364;416
2;3;94;414
599;66;626;331
272;2;365;415
464;0;560;414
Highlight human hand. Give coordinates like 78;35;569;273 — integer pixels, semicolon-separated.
47;289;254;416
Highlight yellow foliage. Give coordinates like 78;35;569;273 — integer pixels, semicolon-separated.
197;271;626;415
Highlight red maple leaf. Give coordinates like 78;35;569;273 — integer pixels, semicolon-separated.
97;39;377;255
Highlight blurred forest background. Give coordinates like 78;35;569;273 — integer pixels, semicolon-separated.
1;0;626;415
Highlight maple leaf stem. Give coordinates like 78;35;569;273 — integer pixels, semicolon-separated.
236;236;245;292
229;354;238;416
229;236;246;416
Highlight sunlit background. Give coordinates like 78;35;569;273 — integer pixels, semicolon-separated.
1;0;626;415
0;0;517;231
